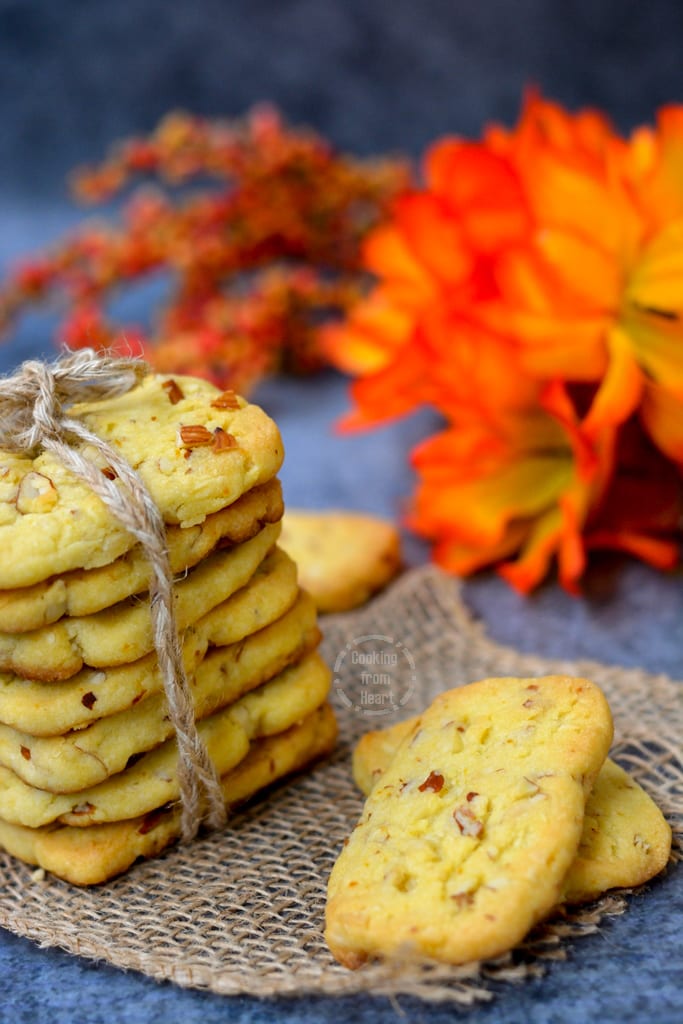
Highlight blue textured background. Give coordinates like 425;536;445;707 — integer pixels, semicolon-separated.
0;2;682;1020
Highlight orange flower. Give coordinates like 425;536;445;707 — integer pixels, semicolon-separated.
493;94;683;454
326;92;683;591
324;140;532;428
409;383;624;594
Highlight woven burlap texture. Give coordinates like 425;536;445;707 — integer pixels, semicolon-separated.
0;565;680;1005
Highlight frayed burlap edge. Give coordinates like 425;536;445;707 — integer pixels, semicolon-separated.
0;565;680;1005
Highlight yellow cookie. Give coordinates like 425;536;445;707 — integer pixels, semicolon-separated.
0;648;331;828
0;546;299;736
0;373;284;589
325;675;613;967
564;757;672;903
0;521;280;680
0;478;283;633
353;717;672;905
279;509;401;613
0;702;337;885
0;590;319;794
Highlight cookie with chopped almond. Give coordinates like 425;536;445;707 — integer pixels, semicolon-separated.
0;478;283;634
0;645;329;826
0;701;337;885
0;521;281;681
353;716;672;905
325;674;613;968
279;509;401;613
0;375;283;590
0;546;299;737
0;589;320;796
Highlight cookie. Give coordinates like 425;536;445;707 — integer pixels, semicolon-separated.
0;702;337;885
0;373;284;589
0;521;281;680
0;590;319;793
564;757;672;903
0;478;283;634
0;547;299;737
353;717;672;904
325;675;613;967
0;648;331;828
279;510;401;613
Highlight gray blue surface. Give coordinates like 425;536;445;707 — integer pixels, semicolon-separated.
0;4;682;1019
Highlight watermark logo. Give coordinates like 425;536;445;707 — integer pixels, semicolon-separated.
333;633;416;718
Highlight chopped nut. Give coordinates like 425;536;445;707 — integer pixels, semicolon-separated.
70;802;95;816
178;424;213;449
210;389;240;409
450;891;474;909
16;472;58;514
453;804;484;838
81;691;97;709
30;868;46;883
138;809;165;835
162;378;185;404
418;770;445;793
633;833;651;852
212;426;238;452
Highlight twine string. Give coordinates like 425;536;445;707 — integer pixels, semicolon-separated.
0;349;226;840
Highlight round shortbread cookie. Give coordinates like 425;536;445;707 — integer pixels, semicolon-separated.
325;675;613;967
0;478;283;633
0;521;280;680
0;648;331;828
0;546;299;736
279;509;401;613
0;702;338;885
0;373;284;589
352;717;672;905
0;591;319;795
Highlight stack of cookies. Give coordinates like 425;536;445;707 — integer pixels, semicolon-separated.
0;372;336;884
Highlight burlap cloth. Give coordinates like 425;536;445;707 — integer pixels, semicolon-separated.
0;565;680;1005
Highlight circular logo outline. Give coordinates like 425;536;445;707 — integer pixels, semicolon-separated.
333;632;417;718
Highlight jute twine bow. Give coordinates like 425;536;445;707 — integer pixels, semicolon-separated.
0;349;226;841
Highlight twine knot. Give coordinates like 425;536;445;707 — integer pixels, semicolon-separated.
0;349;226;841
0;349;147;455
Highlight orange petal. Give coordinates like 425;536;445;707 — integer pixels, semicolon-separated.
585;529;679;570
634;105;683;227
582;325;644;438
394;193;473;286
337;345;429;431
411;454;573;547
417;309;539;423
488;304;608;380
497;508;564;594
425;140;529;250
429;520;530;577
322;293;413;375
627;217;683;313
557;492;587;594
536;228;622;309
362;224;435;304
520;146;641;258
640;378;683;463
